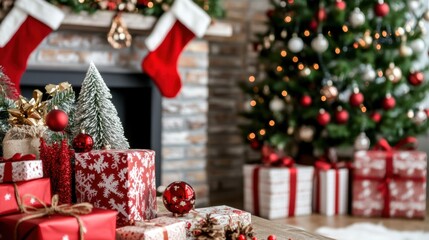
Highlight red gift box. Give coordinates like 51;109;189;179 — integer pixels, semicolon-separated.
353;143;427;218
75;149;157;226
0;153;43;183
0;178;51;216
0;208;117;240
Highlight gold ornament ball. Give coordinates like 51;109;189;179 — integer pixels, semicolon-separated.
320;84;338;101
385;63;402;83
298;126;315;142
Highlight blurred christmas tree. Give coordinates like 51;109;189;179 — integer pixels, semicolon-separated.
241;0;429;161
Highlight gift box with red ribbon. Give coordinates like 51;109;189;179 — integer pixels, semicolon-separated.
75;149;157;226
0;153;43;183
313;160;350;216
352;138;427;218
0;178;51;216
243;163;314;219
116;216;186;240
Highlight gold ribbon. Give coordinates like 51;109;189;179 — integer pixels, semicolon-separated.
45;82;72;96
8;90;46;126
15;194;93;240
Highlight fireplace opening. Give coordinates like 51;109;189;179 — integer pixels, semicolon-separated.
20;68;162;186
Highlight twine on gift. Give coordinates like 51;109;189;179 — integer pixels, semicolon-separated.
14;194;93;240
12;183;25;213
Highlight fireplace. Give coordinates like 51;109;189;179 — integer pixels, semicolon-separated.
20;68;162;185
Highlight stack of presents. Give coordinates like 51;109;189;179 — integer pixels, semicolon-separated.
244;140;427;219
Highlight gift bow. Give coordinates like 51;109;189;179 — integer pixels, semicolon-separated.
8;89;46;126
373;137;417;151
45;82;72;96
15;194;93;240
1;153;36;162
261;145;294;167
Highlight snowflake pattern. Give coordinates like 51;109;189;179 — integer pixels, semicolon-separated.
75;149;157;226
0;160;43;183
117;217;186;240
62;235;69;240
4;193;11;201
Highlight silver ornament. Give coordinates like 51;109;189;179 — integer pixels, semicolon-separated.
410;38;426;52
288;34;304;53
281;29;288;38
354;132;370;151
349;8;365;28
413;109;427;125
269;97;285;112
408;0;421;11
361;64;376;81
311;34;329;53
399;44;413;57
298;125;315;142
299;67;311;77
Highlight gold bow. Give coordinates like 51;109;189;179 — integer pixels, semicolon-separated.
15;194;93;240
8;90;46;126
45;82;72;96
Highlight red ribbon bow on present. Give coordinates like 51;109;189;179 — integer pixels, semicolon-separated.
1;153;37;183
261;145;294;167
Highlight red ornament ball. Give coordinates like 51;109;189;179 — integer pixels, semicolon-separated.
73;131;94;153
238;235;246;240
425;109;429;117
335;1;346;10
317;8;327;21
45;109;68;132
309;19;318;31
317;110;331;126
408;72;424;86
300;95;312;107
382;96;396;110
163;181;196;215
335;109;349;124
349;92;364;107
266;9;275;18
370;112;382;123
250;139;261;150
252;237;258;240
374;2;389;17
267;235;277;240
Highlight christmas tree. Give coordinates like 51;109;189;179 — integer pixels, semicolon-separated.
241;0;429;161
0;68;17;155
73;62;129;150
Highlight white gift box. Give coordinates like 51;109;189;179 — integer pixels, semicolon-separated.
243;164;314;219
0;159;43;183
314;168;349;216
116;217;186;240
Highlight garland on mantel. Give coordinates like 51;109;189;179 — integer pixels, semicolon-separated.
48;0;225;18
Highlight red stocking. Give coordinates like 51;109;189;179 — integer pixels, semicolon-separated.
142;0;211;98
0;0;64;93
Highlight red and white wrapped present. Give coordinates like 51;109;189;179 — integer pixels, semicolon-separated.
0;153;43;183
352;138;427;218
75;149;157;226
116;216;186;240
313;160;350;216
243;164;314;219
0;178;51;216
158;205;251;239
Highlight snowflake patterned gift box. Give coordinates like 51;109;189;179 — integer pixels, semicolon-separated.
352;150;427;218
0;208;117;240
158;205;251;239
116;216;186;240
0;154;43;183
75;149;157;226
0;178;51;216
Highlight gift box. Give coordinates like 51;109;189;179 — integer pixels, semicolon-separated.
0;178;51;216
158;205;251;239
313;164;349;216
0;208;117;240
352;149;427;218
116;216;186;240
75;149;157;226
0;154;43;183
243;164;314;219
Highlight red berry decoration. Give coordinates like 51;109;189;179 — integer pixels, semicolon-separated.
335;0;346;10
317;109;331;126
163;181;196;216
45;108;68;132
73;130;94;153
238;234;246;240
335;107;349;124
300;95;312;107
370;112;382;123
408;71;424;86
267;235;277;240
349;90;364;107
382;94;396;110
374;1;389;17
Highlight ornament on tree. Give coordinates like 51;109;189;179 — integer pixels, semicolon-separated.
300;95;312;107
335;106;349;124
269;97;285;112
309;19;318;31
349;8;365;28
361;64;376;82
163;181;196;216
360;31;373;48
320;81;338;102
288;34;304;53
317;7;327;21
72;129;94;153
280;29;287;39
311;34;329;53
410;39;426;53
413;108;427;125
370;112;382;123
408;71;424;86
349;88;364;107
45;107;68;132
298;125;315;142
335;0;346;11
399;44;413;57
250;139;261;150
385;63;402;83
354;132;370;150
107;13;132;49
299;67;311;77
382;93;396;110
424;10;429;21
317;109;331;126
408;0;421;11
374;0;389;17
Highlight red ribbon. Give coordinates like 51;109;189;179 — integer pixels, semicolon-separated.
261;145;294;167
288;167;297;217
314;159;351;214
358;137;418;217
1;153;37;182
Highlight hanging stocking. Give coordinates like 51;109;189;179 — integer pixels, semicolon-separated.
0;0;64;93
142;0;211;98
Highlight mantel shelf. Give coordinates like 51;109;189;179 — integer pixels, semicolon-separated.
60;8;233;38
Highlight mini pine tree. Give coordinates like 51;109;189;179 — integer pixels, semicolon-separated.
73;62;129;150
0;68;17;155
